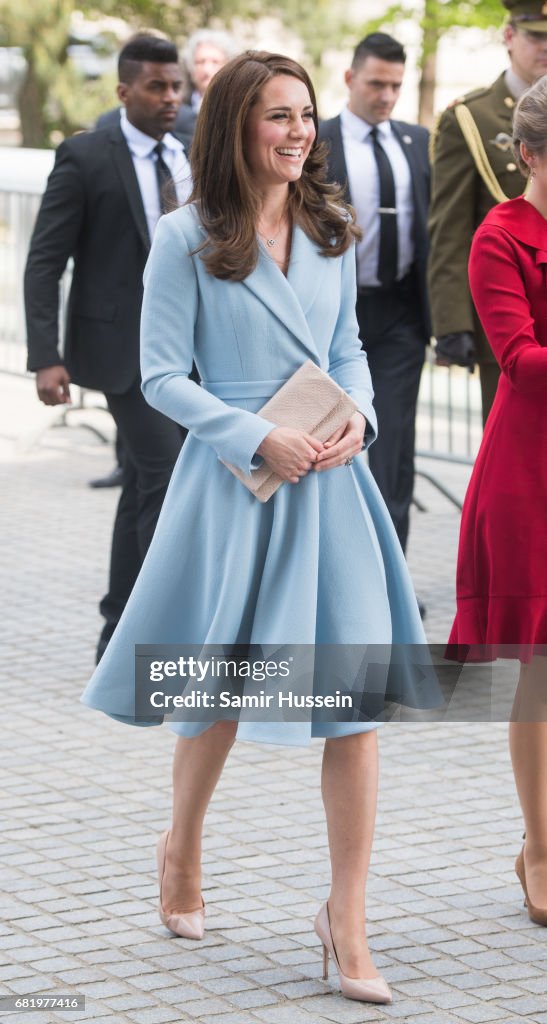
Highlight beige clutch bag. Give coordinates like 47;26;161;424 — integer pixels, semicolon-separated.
223;360;359;502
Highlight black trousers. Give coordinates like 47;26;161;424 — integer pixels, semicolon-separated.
356;273;426;554
97;377;184;659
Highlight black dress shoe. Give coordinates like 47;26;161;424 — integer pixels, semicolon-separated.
89;465;124;489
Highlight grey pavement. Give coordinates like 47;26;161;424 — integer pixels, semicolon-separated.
1;372;545;1024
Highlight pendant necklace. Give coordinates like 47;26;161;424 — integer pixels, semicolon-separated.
258;208;288;248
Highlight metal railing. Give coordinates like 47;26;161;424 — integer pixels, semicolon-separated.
0;167;107;445
0;149;55;372
417;347;482;464
0;188;44;374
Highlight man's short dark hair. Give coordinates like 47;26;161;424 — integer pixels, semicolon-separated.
118;33;179;84
351;32;406;71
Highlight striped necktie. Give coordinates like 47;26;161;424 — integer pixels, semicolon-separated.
154;142;177;215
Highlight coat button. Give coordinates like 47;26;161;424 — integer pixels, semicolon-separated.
506;162;517;171
504;96;515;108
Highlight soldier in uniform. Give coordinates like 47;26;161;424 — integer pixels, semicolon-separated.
428;0;547;423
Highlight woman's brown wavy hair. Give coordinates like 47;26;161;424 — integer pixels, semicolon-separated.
188;50;360;280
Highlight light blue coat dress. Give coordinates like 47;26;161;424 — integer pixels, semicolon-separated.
81;204;427;744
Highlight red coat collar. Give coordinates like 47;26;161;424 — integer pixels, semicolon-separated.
484;196;547;262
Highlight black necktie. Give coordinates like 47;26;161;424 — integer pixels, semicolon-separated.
370;127;398;288
154;142;177;215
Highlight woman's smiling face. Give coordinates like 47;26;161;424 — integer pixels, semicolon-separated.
244;74;316;190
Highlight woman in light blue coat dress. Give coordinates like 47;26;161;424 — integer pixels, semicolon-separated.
82;52;428;1004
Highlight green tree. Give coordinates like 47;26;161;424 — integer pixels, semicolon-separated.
274;0;356;69
360;0;504;125
1;0;372;146
0;1;73;146
0;0;268;146
0;0;192;147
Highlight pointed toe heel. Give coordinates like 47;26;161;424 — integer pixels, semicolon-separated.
314;902;392;1004
156;830;205;940
515;846;547;927
321;940;329;980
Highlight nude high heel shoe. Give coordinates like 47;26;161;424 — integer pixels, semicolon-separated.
314;902;392;1004
515;846;547;927
156;830;205;939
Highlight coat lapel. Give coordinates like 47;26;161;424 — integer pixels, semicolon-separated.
242;224;326;360
322;117;352;203
391;120;428;253
108;126;151;252
391;120;416;164
288;222;330;320
487;196;547;254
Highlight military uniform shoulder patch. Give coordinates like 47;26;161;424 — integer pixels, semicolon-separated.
430;86;489;159
457;84;493;108
446;89;488;111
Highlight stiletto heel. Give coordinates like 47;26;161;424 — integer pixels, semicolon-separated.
313;902;392;1004
515;846;547;927
156;830;205;939
322;943;329;980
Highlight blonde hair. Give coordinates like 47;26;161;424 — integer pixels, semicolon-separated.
512;74;547;175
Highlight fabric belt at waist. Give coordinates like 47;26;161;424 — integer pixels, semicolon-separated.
201;378;287;401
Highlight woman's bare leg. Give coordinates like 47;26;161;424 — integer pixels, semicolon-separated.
161;720;238;913
509;655;547;907
321;730;379;978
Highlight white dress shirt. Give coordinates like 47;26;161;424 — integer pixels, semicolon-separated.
340;106;415;288
120;109;193;241
505;67;530;100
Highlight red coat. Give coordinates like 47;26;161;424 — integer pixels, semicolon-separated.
448;196;547;658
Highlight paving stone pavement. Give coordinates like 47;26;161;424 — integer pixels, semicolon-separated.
1;374;545;1024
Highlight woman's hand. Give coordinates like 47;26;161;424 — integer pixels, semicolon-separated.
256;428;324;483
313;412;366;472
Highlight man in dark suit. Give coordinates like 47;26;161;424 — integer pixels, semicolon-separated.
96;29;238;140
320;33;431;561
25;34;192;661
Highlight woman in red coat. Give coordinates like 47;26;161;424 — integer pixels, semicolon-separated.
448;76;547;926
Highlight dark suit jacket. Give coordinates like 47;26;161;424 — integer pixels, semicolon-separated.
24;124;189;393
174;103;198;138
96;105;195;147
319;115;432;339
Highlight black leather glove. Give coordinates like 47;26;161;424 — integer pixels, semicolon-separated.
435;331;476;370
